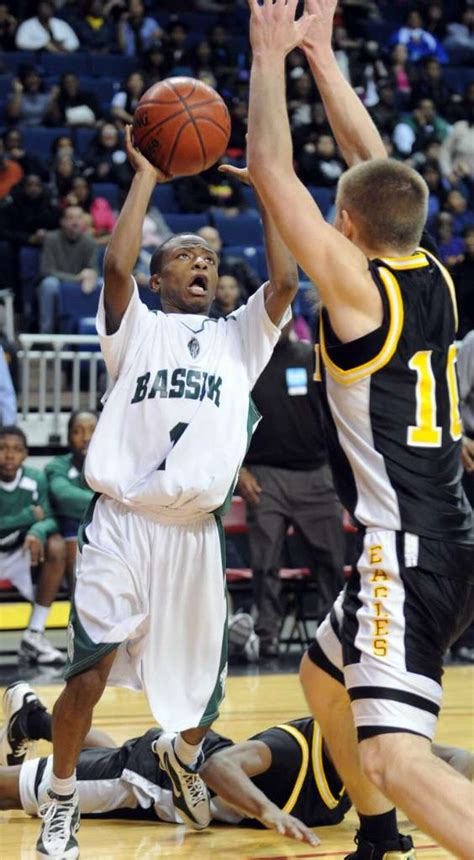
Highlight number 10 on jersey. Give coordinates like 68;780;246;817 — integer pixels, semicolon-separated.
407;345;463;447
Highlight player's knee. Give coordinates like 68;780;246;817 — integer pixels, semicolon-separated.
64;664;109;710
46;533;66;564
359;737;390;792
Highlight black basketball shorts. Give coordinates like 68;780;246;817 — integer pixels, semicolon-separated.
308;528;474;741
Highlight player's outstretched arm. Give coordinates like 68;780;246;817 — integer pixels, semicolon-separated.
103;125;167;334
218;164;298;323
302;0;386;166
246;0;381;340
200;740;318;845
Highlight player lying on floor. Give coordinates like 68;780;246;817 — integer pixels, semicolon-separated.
1;682;472;845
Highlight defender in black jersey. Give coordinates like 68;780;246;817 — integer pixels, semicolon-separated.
246;2;474;859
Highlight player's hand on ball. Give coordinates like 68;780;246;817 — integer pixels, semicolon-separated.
218;164;251;186
124;125;169;183
260;805;319;845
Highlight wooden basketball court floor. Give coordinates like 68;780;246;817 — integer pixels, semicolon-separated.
0;665;472;859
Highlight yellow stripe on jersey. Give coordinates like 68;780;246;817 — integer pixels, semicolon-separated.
276;724;309;813
320;266;404;385
379;253;429;269
312;722;340;810
418;246;459;332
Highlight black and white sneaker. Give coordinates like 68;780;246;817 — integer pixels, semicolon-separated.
152;732;211;830
0;681;46;766
37;788;80;858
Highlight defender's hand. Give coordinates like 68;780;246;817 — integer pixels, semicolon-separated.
302;0;338;53
125;125;169;183
248;0;317;57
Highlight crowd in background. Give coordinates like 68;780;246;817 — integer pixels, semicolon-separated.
0;0;471;337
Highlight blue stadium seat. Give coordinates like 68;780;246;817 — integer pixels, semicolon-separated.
213;210;263;246
59;282;100;333
139;288;162;312
80;76;118;102
21;127;70;160
91;183;121;209
443;66;474;93
151;184;179;214
293;280;317;327
166;212;210;233
307;186;335;216
224;244;260;277
74;127;96;157
89;55;138;79
19;247;40;320
241;186;258;209
41;53;92;77
1;51;36;73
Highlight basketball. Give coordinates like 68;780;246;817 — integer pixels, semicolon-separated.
132;76;231;177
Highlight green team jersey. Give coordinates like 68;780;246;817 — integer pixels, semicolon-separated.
0;466;59;553
45;453;93;521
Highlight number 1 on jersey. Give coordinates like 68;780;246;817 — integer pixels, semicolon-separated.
407;346;462;447
157;422;189;470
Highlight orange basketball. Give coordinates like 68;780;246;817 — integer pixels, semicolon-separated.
132;76;231;177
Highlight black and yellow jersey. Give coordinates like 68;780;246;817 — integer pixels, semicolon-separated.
316;234;474;575
249;716;350;827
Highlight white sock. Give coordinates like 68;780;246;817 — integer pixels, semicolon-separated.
50;771;76;798
174;734;203;768
28;603;50;633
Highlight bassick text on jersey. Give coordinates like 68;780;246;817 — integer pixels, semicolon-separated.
130;367;223;407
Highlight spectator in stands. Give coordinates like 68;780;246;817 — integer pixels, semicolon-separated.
438;102;474;186
425;0;448;40
389;7;448;64
227;98;248;156
387;43;413;106
197;225;260;298
111;72;146;129
117;0;162;58
162;20;191;73
412;57;452;110
0;138;23;200
452;225;474;337
0;425;66;664
140;44;169;89
288;72;317;128
0;3;17;50
435;211;465;267
207;23;236;80
444;7;474;63
71;0;118;53
293;100;331;156
187;40;216;84
368;82;399;135
175;161;245;215
84;123;133;190
444;189;474;235
297;133;345;187
15;1;79;53
209;273;242;319
45;410;97;588
7;67;56;129
3;128;47;180
237;322;345;657
49;151;77;204
38;204;99;333
419;160;446;224
392;97;450;156
48;73;102;128
64;175;116;244
0;174;60;250
0;346;16;425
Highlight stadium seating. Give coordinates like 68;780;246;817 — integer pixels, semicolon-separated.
213;210;263;246
151;184;180;214
21;127;70;159
18;246;40;320
91;182;121;210
59;281;100;333
165;212;210;233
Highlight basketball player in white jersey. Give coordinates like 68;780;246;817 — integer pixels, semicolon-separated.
36;128;298;858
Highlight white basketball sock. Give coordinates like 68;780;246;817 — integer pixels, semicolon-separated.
174;734;203;768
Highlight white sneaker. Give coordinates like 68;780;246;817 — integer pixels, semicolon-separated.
0;681;46;766
152;732;211;830
19;629;66;665
228;612;260;662
37;788;80;858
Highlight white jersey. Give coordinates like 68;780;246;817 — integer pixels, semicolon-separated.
85;281;290;517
